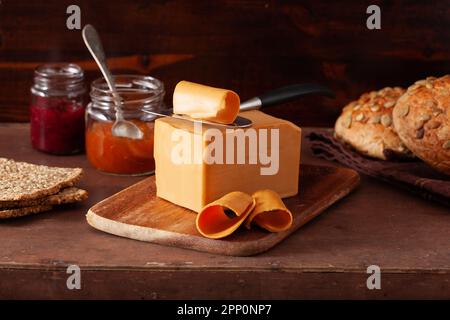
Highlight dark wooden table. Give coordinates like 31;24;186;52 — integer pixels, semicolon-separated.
0;123;449;299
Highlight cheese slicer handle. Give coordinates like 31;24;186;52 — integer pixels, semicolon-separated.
239;83;334;111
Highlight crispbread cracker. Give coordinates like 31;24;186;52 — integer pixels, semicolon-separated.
0;205;53;219
0;158;83;202
44;187;88;205
0;187;88;209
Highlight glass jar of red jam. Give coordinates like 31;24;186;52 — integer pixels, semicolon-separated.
30;63;86;154
86;75;165;176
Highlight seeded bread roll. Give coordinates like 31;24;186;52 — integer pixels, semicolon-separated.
335;87;412;160
392;75;450;175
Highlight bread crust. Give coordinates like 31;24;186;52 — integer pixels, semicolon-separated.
335;87;412;160
392;75;450;175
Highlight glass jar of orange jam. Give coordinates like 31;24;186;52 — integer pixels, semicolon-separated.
85;75;164;175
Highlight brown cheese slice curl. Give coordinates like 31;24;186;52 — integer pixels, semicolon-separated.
196;191;255;239
245;189;293;232
173;81;240;124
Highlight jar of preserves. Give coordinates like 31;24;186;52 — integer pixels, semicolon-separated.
86;75;164;175
30;63;86;154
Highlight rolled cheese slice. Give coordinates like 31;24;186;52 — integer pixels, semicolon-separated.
244;189;293;232
196;191;255;239
173;80;240;124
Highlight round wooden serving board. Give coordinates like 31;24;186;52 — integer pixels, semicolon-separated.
86;164;360;256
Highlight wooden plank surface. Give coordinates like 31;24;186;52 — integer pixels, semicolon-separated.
0;123;449;299
86;165;359;256
1;1;450;126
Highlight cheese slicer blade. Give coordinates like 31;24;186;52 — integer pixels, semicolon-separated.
143;109;253;128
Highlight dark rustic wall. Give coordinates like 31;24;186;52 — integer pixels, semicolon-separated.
1;0;449;126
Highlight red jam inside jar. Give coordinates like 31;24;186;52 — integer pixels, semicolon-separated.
30;96;85;154
30;64;86;155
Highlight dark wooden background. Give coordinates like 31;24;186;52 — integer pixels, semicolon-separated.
1;0;449;126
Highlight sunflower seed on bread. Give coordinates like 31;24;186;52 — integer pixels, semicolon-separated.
0;187;88;209
0;158;83;202
393;75;450;175
335;87;413;160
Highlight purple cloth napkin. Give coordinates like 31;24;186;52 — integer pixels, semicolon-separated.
307;131;450;207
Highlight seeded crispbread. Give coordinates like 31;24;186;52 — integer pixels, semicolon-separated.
0;187;88;209
0;205;53;219
0;158;83;202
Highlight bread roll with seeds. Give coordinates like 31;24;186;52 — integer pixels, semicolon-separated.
335;87;412;160
392;75;450;175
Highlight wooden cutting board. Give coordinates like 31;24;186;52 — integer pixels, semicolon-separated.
86;164;359;256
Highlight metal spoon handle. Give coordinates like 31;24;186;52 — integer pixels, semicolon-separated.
82;24;121;104
82;24;143;140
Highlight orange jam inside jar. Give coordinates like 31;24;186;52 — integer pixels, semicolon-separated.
86;75;164;175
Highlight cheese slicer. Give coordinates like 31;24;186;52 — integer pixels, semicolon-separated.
143;83;334;128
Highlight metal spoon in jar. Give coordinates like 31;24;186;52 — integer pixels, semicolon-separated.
82;24;144;140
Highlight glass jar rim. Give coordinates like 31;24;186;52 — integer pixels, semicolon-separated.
91;74;164;94
35;63;84;80
90;74;165;109
32;63;85;97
